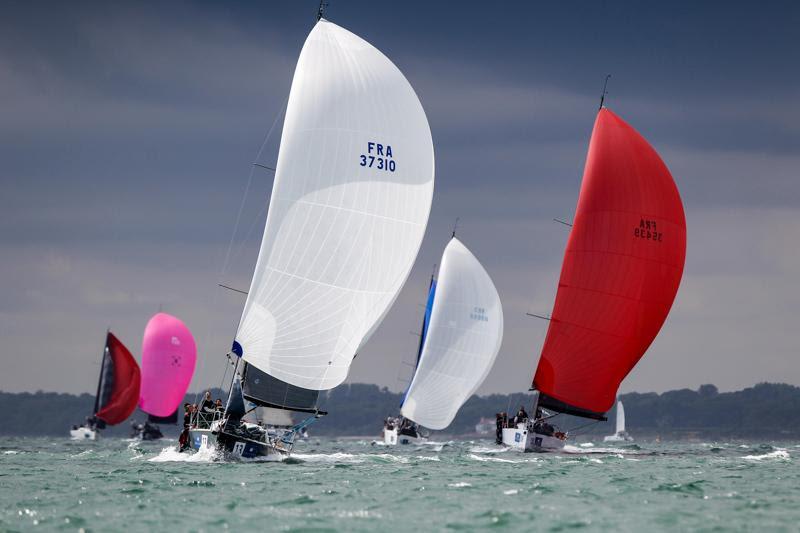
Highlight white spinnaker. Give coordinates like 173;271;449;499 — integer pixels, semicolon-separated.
616;401;626;434
401;238;504;430
235;20;435;390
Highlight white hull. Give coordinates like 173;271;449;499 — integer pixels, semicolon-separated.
383;427;398;445
70;426;97;440
502;424;565;452
603;432;633;443
382;427;427;445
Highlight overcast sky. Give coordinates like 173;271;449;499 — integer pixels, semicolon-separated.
1;1;798;397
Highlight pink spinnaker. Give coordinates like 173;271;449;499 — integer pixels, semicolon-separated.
139;312;197;418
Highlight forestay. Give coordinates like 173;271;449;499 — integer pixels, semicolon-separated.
401;238;503;430
235;19;435;390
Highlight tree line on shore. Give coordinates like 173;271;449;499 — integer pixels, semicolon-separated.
2;382;799;439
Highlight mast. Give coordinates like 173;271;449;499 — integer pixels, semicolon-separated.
599;74;611;110
413;266;437;367
316;0;328;21
93;331;109;416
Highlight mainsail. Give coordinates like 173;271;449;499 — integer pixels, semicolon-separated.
533;108;686;418
401;238;504;430
138;313;197;423
616;400;626;435
234;19;435;393
94;332;141;426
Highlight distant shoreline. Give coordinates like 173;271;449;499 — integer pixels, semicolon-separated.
3;382;799;439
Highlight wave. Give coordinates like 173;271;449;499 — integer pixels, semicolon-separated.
742;450;790;461
469;445;509;454
467;453;536;464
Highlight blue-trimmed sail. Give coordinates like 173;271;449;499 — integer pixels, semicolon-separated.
401;276;437;407
415;278;437;366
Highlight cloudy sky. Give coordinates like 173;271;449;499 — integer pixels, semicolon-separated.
1;1;798;397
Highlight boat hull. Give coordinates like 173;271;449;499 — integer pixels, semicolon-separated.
70;426;97;440
502;425;565;452
382;427;427;445
383;427;398;445
603;433;633;443
189;428;288;460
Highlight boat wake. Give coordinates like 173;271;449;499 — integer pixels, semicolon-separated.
148;446;220;463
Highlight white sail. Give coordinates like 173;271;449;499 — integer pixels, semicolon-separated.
616;400;626;435
401;238;504;430
235;20;435;390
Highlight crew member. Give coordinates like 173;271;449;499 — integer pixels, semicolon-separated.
514;406;528;426
201;391;215;413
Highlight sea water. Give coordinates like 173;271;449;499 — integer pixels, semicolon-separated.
1;437;798;531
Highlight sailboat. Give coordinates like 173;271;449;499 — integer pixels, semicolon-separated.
70;332;141;440
383;237;503;445
133;312;197;440
188;7;435;459
604;400;633;442
503;104;686;452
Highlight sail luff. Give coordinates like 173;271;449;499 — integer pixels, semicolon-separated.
93;333;109;416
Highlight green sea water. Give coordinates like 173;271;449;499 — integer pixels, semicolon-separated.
1;436;798;532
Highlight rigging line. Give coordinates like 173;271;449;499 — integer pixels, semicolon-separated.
553;218;573;227
194;95;289;408
526;312;551;321
566;418;601;436
222;95;288;281
218;283;248;295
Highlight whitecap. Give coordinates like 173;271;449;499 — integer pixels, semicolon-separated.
468;453;517;463
742;450;790;461
447;482;472;488
148;445;220;463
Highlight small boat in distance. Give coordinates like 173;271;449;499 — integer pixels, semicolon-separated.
503;103;686;452
134;312;197;440
384;237;504;445
71;332;141;440
604;400;633;442
189;5;434;459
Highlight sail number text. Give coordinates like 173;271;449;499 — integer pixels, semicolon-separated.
359;142;396;172
634;218;663;242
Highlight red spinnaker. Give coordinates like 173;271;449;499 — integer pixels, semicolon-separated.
533;108;686;415
95;332;141;425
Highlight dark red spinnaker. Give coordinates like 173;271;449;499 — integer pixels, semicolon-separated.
533;108;686;416
94;332;141;425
